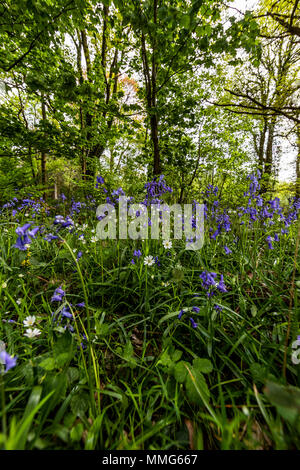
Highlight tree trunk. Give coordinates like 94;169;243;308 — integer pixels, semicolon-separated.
41;99;47;199
261;118;276;192
296;125;300;198
258;118;267;171
141;0;161;176
151;0;160;175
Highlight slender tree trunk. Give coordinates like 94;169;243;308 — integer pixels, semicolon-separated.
151;0;160;175
81;29;95;179
141;0;161;176
28;146;36;181
296;125;300;198
41;98;47;199
265;120;275;175
258;118;268;172
75;30;87;180
261;118;276;192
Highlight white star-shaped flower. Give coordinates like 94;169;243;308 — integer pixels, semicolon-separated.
23;316;36;327
144;255;155;266
24;328;41;338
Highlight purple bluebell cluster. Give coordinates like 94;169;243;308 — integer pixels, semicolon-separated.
237;171;299;249
13;222;40;250
1;196;49;219
131;249;142;264
53;215;74;228
95;175;105;188
199;270;227;297
51;286;65;302
144;175;172;206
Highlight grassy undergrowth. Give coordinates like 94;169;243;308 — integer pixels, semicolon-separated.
0;173;299;450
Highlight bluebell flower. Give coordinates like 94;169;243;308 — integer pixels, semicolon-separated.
16;222;32;237
76;302;85;308
13;236;28;251
266;236;273;249
178;309;185;319
189;318;198;328
27;226;40;238
224;245;232;255
0;351;17;373
60;306;73;319
44;233;59;242
51;286;65;302
199;271;217;289
214;304;223;312
217;275;227;293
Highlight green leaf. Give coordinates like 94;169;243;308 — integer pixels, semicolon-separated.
39;357;56;371
70;423;84;442
250;363;268;384
171;349;182;362
264;381;300;425
56;352;71;368
193;358;213;374
174;361;188;383
172;268;184;283
70;392;90;417
157;349;173;368
95;322;110;336
67;367;80;384
251;305;257;317
123;341;137;367
185;367;210;405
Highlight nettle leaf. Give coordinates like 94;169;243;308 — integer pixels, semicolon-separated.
122;341;137;368
193;358;213;374
250;363;268;384
172;267;184;283
185;366;210;405
67;367;80;384
95;322;110;337
174;361;188;383
70;422;84;442
54;331;74;356
157;349;173;368
264;381;300;422
70;392;90;417
265;382;300;409
39;357;56;371
56;352;70;368
171;349;183;362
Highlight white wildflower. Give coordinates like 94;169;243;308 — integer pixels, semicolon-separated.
144;255;155;266
23;316;36;327
163;240;172;249
24;328;41;338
